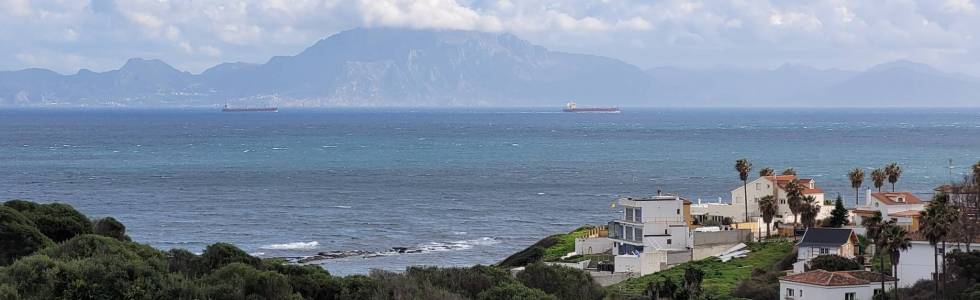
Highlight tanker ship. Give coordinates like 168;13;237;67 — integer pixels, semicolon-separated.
561;102;620;113
221;104;278;112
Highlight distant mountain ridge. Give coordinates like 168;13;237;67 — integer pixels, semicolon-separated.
1;28;979;107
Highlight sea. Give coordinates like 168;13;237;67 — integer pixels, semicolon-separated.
1;107;978;275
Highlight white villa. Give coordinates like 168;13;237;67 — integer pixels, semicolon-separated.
608;195;693;275
692;175;832;235
780;270;895;300
851;190;926;232
895;239;975;288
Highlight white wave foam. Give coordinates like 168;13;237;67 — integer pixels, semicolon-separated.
260;241;319;250
451;231;467;235
329;205;352;209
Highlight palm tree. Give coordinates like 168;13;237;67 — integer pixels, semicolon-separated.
920;193;953;297
885;163;902;192
759;195;777;239
735;159;753;223
871;168;886;193
800;196;819;229
781;168;796;176
785;179;804;227
849;168;865;207
882;224;910;300
873;219;896;299
759;167;774;177
861;211;885;297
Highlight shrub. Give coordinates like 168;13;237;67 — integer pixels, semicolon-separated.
517;263;604;300
202;262;300;300
200;242;262;271
477;283;557;300
807;254;861;272
497;237;555;268
404;265;515;298
3;200;92;242
268;263;342;300
0;206;53;265
93;217;130;241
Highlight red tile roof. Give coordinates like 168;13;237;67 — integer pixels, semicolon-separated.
780;270;896;286
871;192;922;205
768;175;823;194
888;210;921;217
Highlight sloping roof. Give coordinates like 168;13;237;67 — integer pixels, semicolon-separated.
798;228;856;248
767;175;824;194
871;192;922;205
934;184;977;194
781;270;897;286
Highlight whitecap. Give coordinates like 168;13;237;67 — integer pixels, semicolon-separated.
330;205;352;209
260;241;319;250
451;231;468;235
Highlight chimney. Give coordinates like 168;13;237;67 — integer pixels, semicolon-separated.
657;189;662;196
865;188;873;206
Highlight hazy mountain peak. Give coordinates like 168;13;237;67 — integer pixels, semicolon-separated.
119;58;183;74
866;60;939;74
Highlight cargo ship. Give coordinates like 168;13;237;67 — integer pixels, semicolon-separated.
221;104;278;112
562;102;620;113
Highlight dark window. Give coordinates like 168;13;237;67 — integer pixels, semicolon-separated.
667;239;672;245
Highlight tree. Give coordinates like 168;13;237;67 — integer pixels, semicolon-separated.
874;220;898;299
800;196;819;229
781;168;796;176
882;224;910;300
849;168;865;207
827;195;850;228
884;163;902;192
807;255;861;271
517;263;604;300
785;179;804;227
735;159;753;223
921;193;954;297
759;167;774;177
0;206;54;265
477;283;556;300
871;168;886;192
3;200;93;242
683;266;705;299
759;195;778;239
93;217;131;241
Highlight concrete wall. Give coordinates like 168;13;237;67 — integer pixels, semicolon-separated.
693;229;752;245
575;237;613;255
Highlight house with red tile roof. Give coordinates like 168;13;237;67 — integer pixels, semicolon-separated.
780;269;895;300
851;189;926;232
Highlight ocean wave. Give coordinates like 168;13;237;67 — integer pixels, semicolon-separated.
329;205;352;209
261;241;319;250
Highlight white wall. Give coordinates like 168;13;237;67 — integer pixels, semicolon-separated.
780;281;893;300
896;241;973;287
575;237;613;255
728;176;828;223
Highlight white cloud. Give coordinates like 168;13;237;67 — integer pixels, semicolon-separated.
1;0;980;75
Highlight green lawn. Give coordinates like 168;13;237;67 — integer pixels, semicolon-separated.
606;241;793;299
541;225;596;262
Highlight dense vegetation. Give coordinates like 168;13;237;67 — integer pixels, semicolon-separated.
497;225;594;268
605;241;794;299
0;200;606;300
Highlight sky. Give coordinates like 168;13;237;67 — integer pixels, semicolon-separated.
2;0;980;75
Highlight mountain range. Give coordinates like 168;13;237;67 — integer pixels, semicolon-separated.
2;27;979;107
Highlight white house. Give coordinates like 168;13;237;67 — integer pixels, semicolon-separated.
895;239;975;288
780;270;895;300
851;190;926;232
609;195;692;275
794;228;858;273
692;175;831;235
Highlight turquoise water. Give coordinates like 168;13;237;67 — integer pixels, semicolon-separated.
1;107;977;274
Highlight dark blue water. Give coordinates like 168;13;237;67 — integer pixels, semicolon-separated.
1;108;978;275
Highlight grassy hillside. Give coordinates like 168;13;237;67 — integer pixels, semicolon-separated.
497;225;595;268
606;241;794;299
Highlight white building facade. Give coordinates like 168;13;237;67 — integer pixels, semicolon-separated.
609;195;691;275
780;270;895;300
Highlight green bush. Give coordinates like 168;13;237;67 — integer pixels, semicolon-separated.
477;283;557;300
517;263;604;300
93;217;131;241
201;262;301;300
806;254;862;272
4;200;92;242
404;265;515;298
0;206;53;265
201;242;262;271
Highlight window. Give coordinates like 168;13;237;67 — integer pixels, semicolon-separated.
756;183;762;190
625;227;634;241
799;289;803;297
625;207;634;222
844;292;856;300
667;239;672;245
676;209;681;215
780;199;786;204
874;289;882;296
635;228;643;241
786;288;794;297
664;229;668;235
819;248;830;254
635;208;642;221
